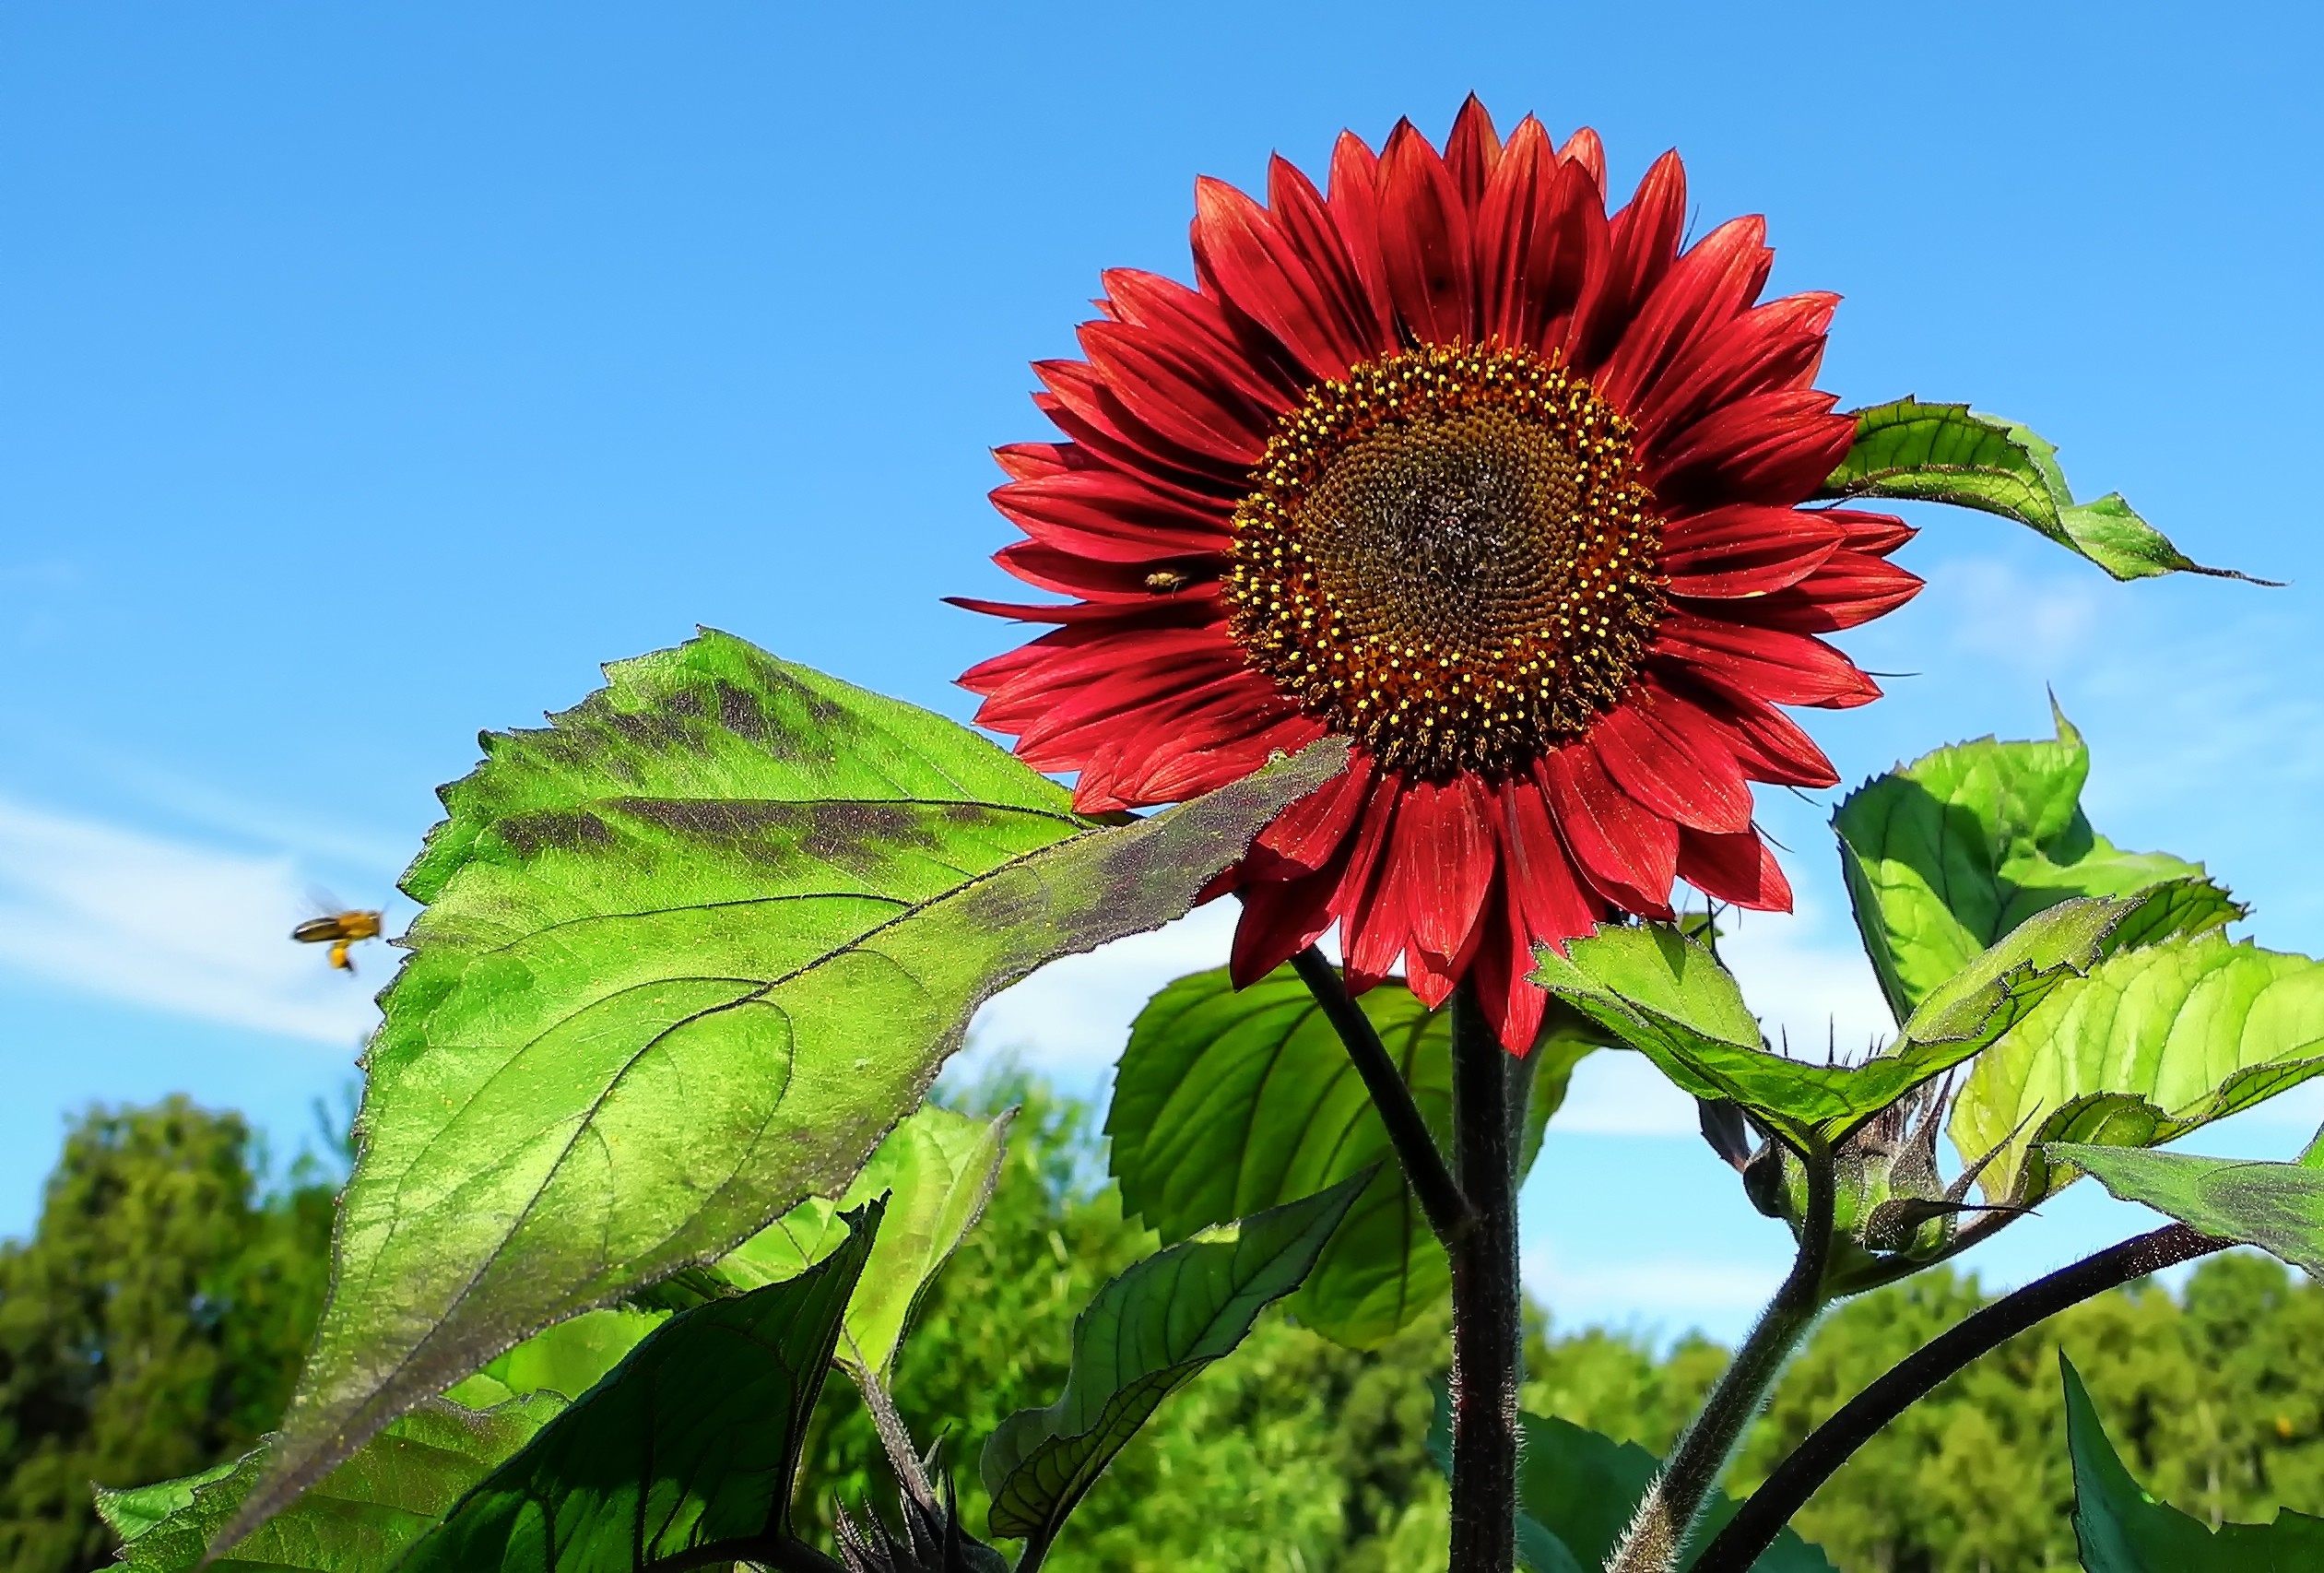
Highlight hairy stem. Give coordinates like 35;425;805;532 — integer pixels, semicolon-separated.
1689;1222;2230;1573
1608;1146;1837;1573
1291;945;1472;1245
1447;983;1524;1573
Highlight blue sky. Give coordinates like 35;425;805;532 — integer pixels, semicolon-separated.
3;2;2318;1340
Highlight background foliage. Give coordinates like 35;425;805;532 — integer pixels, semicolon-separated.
7;1082;2324;1573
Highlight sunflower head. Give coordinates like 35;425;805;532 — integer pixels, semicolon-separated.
955;98;1920;1050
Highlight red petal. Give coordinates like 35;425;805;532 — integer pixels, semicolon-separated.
1587;697;1753;834
1033;362;1249;497
1077;321;1276;467
993;442;1077;481
1657;675;1839;788
1660;504;1847;598
1496;775;1604;945
1650;389;1857;509
1722;550;1925;633
1478;122;1604;354
1390;775;1497;973
1336;781;1406;989
1267;152;1399;361
1326;131;1401;351
1654;611;1882;709
1252;748;1377;874
1634;291;1837;440
1577;148;1686;371
1678;826;1793;911
1192;175;1365;384
993;471;1234;562
1537;746;1678;918
1377;119;1477;345
1444;94;1502;209
1465;892;1549;1056
1555;127;1607;191
1101;267;1304;407
1597;215;1773;418
991;540;1221;601
1829;509;1917;557
1231;869;1340;987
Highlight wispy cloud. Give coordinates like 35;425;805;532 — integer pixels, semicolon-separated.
0;795;386;1047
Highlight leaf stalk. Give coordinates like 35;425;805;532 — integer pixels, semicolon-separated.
1607;1143;1838;1573
1688;1221;2229;1573
1290;946;1473;1244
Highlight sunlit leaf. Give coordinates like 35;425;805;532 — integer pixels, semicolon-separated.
715;1102;1012;1381
98;1396;565;1573
2062;1351;2324;1569
442;1307;667;1409
981;1174;1365;1556
236;629;1347;1545
399;1202;879;1572
1954;936;2324;1204
1834;705;2236;1022
1819;398;2266;583
1107;964;1598;1348
1530;895;2148;1148
1422;1392;1834;1572
2051;1139;2324;1280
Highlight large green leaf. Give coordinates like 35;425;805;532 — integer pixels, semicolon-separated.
98;1396;566;1572
238;629;1347;1545
1818;398;2264;583
2063;1351;2324;1569
1530;895;2150;1149
714;1102;1011;1381
399;1201;879;1572
1107;964;1598;1349
1953;937;2324;1205
2051;1138;2324;1280
981;1174;1365;1556
1422;1394;1834;1572
1834;706;2236;1023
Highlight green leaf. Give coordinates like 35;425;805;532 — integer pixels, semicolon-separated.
442;1307;667;1409
1818;398;2267;584
714;1102;1012;1381
980;1174;1366;1554
2050;1141;2324;1280
239;630;1348;1541
2063;1351;2324;1569
1834;705;2237;1022
99;1396;565;1572
1953;936;2324;1204
1530;895;2145;1148
399;1201;880;1572
1422;1393;1834;1571
1107;964;1598;1348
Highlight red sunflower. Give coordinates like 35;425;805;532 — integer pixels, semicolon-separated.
954;98;1920;1053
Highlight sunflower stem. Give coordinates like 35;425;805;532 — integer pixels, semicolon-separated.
1688;1222;2229;1573
1448;982;1524;1573
1606;1144;1836;1573
1290;946;1471;1245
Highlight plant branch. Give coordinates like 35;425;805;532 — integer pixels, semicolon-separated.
1291;945;1471;1244
1690;1222;2231;1573
1446;982;1524;1573
1609;1143;1838;1573
647;1534;847;1573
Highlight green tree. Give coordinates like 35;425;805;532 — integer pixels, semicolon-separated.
0;1096;336;1573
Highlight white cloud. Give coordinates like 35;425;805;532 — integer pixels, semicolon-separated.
0;795;385;1047
1556;1049;1700;1135
1714;893;1897;1063
1934;556;2108;675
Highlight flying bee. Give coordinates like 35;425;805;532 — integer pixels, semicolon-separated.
293;905;383;975
1144;569;1193;594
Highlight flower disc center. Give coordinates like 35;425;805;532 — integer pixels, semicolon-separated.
1224;344;1665;778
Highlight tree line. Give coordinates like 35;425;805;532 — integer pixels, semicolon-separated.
5;1079;2320;1573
